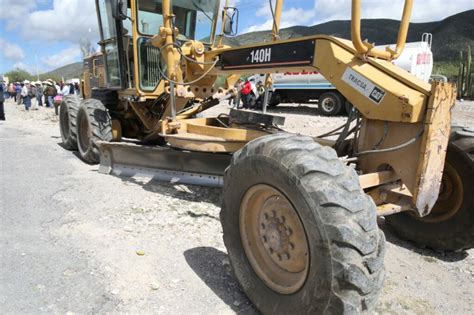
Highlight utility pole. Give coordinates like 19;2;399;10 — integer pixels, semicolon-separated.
35;53;40;81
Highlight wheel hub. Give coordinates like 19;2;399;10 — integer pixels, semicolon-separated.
321;98;335;112
419;162;463;223
240;184;309;294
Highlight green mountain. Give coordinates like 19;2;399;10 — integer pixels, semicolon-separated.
40;62;83;81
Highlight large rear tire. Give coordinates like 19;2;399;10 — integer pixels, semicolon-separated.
386;127;474;251
76;99;113;164
59;95;79;150
221;134;385;314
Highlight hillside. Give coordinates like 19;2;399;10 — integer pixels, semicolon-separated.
40;62;82;81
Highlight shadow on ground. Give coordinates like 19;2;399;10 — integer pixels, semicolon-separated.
116;175;222;208
184;247;258;314
378;217;469;262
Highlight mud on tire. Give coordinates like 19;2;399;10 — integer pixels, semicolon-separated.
386;126;474;251
59;95;80;150
221;134;385;314
76;98;113;164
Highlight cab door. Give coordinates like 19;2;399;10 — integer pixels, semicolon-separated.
96;0;126;89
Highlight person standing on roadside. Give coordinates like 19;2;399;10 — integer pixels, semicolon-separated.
21;80;31;110
30;83;38;110
0;76;5;121
59;81;69;97
74;82;80;95
2;79;8;100
44;81;56;108
16;83;22;105
241;79;252;109
35;81;43;107
8;83;15;99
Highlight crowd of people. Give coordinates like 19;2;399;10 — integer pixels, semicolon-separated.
1;79;80;120
232;78;266;110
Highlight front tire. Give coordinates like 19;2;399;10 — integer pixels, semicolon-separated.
59;95;79;150
221;134;385;314
386;127;474;251
76;99;113;164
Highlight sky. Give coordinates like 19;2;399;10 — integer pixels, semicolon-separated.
0;0;472;75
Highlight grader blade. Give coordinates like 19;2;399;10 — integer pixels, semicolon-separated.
97;141;231;187
414;82;457;215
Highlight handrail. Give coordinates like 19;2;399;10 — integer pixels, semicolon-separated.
351;0;413;60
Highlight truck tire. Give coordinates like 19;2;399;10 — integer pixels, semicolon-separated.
221;134;385;314
59;95;79;150
318;92;343;116
267;91;281;108
76;99;113;164
386;127;474;251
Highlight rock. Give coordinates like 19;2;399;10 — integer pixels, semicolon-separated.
123;226;134;232
233;300;241;307
221;258;230;266
150;282;159;290
111;289;119;295
136;250;145;256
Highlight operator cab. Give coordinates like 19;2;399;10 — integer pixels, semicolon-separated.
93;0;220;94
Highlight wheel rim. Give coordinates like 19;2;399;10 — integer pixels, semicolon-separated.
60;104;69;138
321;98;335;112
78;112;91;153
240;184;309;294
419;162;464;223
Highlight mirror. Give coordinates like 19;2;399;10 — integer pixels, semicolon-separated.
223;7;238;36
112;0;128;20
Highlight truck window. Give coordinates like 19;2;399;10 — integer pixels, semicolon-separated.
136;0;219;44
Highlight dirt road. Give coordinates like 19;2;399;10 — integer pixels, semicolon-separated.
1;99;473;314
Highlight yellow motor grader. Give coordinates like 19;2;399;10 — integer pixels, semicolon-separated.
58;0;473;313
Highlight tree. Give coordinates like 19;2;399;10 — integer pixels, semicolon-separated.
3;68;33;83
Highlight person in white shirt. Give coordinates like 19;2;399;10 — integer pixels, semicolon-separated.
21;81;32;111
59;82;70;96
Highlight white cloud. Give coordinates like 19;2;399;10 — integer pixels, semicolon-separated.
42;46;81;68
0;38;26;61
245;5;316;33
243;0;473;33
0;0;36;29
314;0;474;24
21;0;99;43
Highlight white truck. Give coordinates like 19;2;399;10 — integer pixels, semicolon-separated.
249;33;434;116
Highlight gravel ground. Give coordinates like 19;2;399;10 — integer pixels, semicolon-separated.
0;98;473;314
